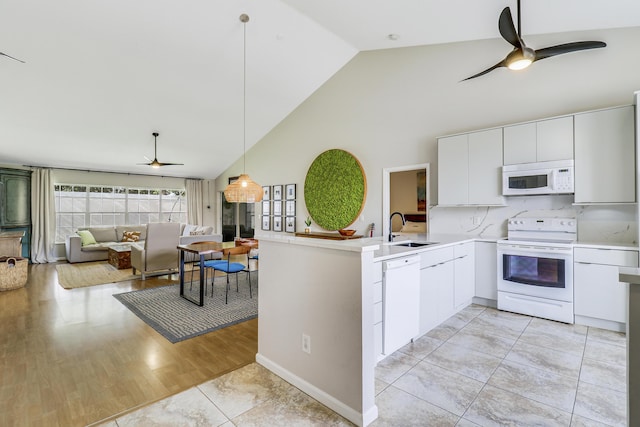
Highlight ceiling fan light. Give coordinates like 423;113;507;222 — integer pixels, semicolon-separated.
507;58;532;70
506;47;535;71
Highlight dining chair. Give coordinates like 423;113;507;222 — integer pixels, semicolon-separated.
208;245;252;304
237;238;259;273
186;241;223;294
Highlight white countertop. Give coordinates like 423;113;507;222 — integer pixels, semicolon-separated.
574;241;639;251
619;267;640;285
256;231;503;260
256;231;382;253
257;231;639;260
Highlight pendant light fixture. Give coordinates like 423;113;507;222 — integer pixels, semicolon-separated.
224;13;263;203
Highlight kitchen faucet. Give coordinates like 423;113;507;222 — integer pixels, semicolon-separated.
389;212;405;242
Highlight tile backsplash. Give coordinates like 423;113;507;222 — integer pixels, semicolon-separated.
430;195;637;244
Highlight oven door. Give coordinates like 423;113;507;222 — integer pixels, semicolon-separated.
497;242;573;302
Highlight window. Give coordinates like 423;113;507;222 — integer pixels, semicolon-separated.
55;184;187;243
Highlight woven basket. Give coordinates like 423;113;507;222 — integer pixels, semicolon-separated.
0;256;28;291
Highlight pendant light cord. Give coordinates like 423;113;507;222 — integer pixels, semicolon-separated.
241;14;248;175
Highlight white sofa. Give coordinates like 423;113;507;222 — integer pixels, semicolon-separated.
65;224;221;264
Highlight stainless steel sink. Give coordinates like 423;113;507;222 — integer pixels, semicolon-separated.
395;242;436;247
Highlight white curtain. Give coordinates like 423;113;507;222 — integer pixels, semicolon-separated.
31;168;56;263
185;179;204;225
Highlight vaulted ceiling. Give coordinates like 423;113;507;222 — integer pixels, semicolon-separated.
1;0;639;179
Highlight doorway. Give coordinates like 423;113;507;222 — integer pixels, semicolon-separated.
220;195;255;242
382;163;430;240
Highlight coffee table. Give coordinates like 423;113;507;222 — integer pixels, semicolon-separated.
108;245;132;269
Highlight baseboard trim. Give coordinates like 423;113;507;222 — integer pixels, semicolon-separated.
256;353;377;427
472;297;497;308
574;315;625;332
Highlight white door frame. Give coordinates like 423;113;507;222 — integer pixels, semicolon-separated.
382;163;430;241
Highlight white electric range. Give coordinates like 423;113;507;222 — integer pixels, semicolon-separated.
497;217;577;323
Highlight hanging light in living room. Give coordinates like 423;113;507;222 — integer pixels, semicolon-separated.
224;13;263;203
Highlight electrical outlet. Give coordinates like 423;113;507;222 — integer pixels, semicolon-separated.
302;334;311;354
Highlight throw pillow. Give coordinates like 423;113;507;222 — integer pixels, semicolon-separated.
189;230;205;236
121;231;141;242
77;230;97;246
182;224;194;237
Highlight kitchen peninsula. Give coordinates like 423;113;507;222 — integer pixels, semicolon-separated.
255;231;489;426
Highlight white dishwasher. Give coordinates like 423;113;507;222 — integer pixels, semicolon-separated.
383;255;420;355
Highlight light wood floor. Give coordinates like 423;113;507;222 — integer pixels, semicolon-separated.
0;262;258;427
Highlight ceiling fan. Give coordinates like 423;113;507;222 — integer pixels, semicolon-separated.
137;132;184;168
463;0;606;81
1;51;25;63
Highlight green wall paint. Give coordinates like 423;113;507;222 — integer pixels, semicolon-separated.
304;149;366;231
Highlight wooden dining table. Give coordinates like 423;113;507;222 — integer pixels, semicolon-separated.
177;241;223;306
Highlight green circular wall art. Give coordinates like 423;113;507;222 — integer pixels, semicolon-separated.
304;149;367;231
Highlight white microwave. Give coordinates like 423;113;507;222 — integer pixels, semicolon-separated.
502;159;574;196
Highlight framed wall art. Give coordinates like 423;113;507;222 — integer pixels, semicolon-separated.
273;216;283;232
285;200;296;216
273;200;282;216
286;183;296;200
261;216;270;231
262;186;270;201
273;185;283;201
262;201;270;216
285;216;296;233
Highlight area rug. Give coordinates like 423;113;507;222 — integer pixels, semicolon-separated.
113;274;258;343
56;261;137;289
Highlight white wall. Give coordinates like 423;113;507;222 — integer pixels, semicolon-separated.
215;26;640;238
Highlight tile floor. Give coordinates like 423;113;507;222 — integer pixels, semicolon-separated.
94;305;627;426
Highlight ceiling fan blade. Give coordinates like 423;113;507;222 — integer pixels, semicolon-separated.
534;41;607;62
0;51;25;63
498;7;522;49
155;162;184;166
461;60;506;81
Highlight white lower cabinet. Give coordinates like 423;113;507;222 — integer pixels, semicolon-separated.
454;242;475;309
375;240;496;360
474;241;497;301
574;247;638;331
419;247;455;336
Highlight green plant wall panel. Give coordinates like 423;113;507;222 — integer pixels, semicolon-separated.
304;149;367;231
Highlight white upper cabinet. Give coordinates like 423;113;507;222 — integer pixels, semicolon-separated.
438;134;468;206
503;116;574;165
574;106;635;204
438;129;504;206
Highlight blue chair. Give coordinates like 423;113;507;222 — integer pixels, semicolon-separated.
209;245;252;304
186;241;223;295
